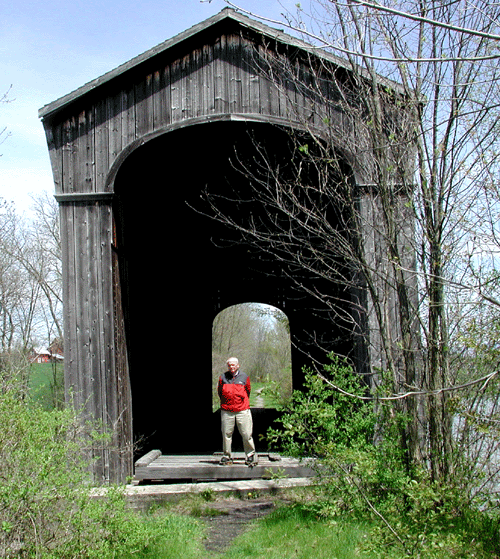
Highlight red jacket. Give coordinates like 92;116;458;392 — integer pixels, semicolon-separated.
218;371;251;412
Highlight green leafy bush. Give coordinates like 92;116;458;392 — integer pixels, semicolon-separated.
265;356;500;557
0;376;155;558
267;354;376;458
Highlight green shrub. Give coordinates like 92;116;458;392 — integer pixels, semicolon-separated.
0;376;155;558
266;354;376;458
265;356;500;558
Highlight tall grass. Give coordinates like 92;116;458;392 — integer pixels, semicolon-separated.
127;513;208;559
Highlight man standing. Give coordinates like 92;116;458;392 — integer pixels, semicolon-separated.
217;357;257;466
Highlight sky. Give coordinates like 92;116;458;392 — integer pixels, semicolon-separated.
0;0;297;216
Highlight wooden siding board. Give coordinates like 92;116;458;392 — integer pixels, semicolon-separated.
192;46;203;118
180;53;192;120
276;54;292;120
202;43;215;115
152;66;172;130
60;115;84;406
61;116;77;194
95;99;110;193
298;62;315;125
112;220;134;480
190;52;199;119
77;205;97;414
86;202;107;476
163;64;173;126
214;35;229;114
61;204;78;400
43;122;63;193
135;73;154;139
77;109;95;193
121;86;136;150
258;45;273;116
289;59;305;123
228;34;242;113
266;51;281;118
240;35;258;113
98;203;118;480
69;205;86;410
170;57;182;122
107;92;124;186
152;69;162;129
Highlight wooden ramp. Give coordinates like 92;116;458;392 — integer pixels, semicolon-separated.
134;451;316;483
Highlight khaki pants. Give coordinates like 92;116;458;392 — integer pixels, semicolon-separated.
221;408;256;458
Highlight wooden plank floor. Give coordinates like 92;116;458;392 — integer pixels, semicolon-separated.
134;450;316;482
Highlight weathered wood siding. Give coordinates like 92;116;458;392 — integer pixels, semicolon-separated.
42;19;349;483
39;9;410;484
43;29;355;198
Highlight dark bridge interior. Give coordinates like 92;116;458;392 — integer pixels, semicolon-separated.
113;121;353;459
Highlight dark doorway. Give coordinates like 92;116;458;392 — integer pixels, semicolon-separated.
113;121;352;459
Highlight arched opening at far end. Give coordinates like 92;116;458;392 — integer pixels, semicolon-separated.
212;303;292;412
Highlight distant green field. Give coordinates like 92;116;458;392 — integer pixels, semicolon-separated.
28;362;64;410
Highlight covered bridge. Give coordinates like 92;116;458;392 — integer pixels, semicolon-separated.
39;8;414;484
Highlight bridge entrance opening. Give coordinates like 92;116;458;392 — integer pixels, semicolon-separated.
113;121;351;459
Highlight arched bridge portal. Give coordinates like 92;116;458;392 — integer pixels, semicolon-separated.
38;8;412;483
112;121;352;465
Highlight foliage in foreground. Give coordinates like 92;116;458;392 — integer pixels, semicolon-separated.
265;355;500;558
0;374;157;559
2;353;499;559
123;489;499;559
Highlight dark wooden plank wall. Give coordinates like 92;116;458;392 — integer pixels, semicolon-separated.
42;30;353;483
46;32;342;198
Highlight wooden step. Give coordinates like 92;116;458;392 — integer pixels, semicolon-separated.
134;452;316;482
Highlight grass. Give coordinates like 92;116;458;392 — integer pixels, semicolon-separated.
219;504;374;559
123;495;376;559
130;513;209;559
250;381;284;408
119;488;500;559
28;362;64;409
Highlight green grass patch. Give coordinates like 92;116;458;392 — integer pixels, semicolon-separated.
123;498;375;559
220;504;374;559
118;489;500;559
128;513;208;559
28;361;64;409
250;381;267;407
250;381;284;408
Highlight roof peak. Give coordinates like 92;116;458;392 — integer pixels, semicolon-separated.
38;8;289;119
38;7;402;120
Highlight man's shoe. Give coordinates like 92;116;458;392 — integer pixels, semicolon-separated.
219;456;233;466
245;454;258;467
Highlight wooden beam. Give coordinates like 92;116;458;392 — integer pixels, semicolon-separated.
54;192;114;203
